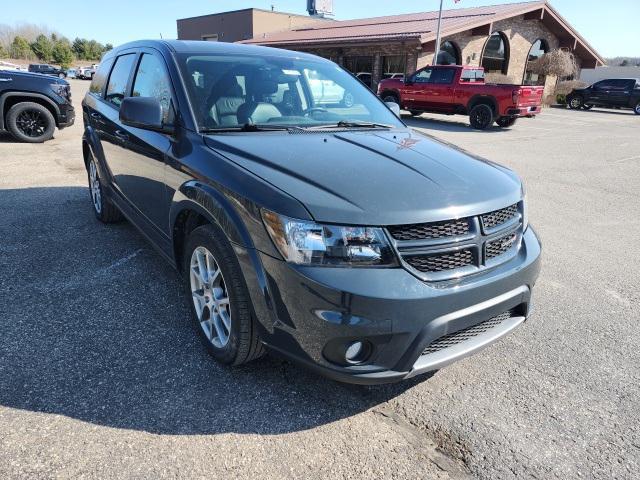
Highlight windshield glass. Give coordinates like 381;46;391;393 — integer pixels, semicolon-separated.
176;53;404;130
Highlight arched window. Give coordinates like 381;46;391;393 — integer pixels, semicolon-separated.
523;38;549;86
437;41;461;65
481;32;509;74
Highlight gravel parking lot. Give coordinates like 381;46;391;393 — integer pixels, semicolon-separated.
1;80;638;479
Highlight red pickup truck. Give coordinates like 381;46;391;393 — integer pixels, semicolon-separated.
377;65;544;130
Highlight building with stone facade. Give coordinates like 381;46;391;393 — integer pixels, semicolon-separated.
177;1;604;95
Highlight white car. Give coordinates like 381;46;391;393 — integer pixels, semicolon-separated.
0;61;22;71
306;71;354;107
77;64;99;80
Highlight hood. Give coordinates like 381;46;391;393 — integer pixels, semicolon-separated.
0;69;68;85
204;129;522;226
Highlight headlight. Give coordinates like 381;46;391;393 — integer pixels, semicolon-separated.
261;210;397;267
521;183;528;231
51;83;71;100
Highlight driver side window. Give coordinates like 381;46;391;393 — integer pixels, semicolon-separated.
413;68;432;83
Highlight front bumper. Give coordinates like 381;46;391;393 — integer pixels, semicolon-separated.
57;104;75;129
251;227;542;384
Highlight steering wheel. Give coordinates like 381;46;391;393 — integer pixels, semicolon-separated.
304;107;329;117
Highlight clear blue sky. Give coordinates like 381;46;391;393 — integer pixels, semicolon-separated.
2;0;638;57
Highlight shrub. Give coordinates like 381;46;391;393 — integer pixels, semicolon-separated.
528;49;578;78
554;80;587;96
10;35;33;59
485;72;517;84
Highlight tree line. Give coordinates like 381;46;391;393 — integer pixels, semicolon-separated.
0;23;112;69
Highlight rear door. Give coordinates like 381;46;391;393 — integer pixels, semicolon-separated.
607;79;635;106
99;49;174;234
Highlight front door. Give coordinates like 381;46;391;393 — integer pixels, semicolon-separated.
403;67;433;110
607;79;635;107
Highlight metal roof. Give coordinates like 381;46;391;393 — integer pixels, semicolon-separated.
242;1;604;66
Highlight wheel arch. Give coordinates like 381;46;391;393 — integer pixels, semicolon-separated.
467;95;498;116
0;92;61;130
379;89;400;102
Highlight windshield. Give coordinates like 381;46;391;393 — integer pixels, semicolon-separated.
176;53;404;131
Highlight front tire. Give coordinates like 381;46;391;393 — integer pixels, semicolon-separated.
634;101;640;115
568;96;583;110
183;224;265;366
6;102;55;143
469;104;494;130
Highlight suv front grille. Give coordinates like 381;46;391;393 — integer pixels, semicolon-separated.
422;309;516;356
387;202;523;281
406;249;474;273
486;232;517;259
481;204;518;230
388;218;470;241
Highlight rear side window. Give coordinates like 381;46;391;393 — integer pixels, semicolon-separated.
413;68;432;83
132;53;173;122
430;68;455;84
105;54;136;108
460;69;485;82
89;57;115;98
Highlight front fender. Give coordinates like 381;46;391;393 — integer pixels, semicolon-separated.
170;181;280;334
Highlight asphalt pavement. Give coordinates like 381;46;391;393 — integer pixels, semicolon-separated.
0;80;638;479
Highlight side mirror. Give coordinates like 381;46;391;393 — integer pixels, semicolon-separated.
385;101;401;117
120;97;172;133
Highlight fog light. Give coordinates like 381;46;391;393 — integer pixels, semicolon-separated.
345;341;371;364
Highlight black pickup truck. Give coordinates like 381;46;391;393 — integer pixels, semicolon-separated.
567;78;640;114
0;69;75;142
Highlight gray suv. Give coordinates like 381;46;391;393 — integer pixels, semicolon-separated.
81;40;541;384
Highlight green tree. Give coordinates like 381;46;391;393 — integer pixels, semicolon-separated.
104;43;113;53
72;37;88;59
52;39;74;69
10;36;33;59
31;34;53;61
0;44;7;58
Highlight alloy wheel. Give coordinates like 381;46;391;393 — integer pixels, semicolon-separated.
190;246;231;349
15;109;47;138
570;98;582;109
89;160;102;214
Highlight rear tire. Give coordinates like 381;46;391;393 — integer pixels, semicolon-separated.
568;96;583;110
469;104;494;130
6;102;55;143
409;110;422;117
634;101;640;115
496;116;517;128
183;224;265;366
87;152;122;223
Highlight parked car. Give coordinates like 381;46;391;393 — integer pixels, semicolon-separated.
356;72;373;89
77;65;98;80
0;61;23;71
567;78;640;114
28;63;67;78
306;68;354;107
82;40;541;384
0;69;74;142
66;68;77;79
378;65;544;129
382;73;405;80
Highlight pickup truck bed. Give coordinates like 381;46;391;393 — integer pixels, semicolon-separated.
378;65;544;130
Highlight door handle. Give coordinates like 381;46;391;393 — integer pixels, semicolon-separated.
114;130;130;142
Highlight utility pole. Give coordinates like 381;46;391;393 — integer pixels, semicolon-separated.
432;0;444;65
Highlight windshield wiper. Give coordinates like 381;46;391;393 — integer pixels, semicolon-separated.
201;123;299;133
304;121;395;130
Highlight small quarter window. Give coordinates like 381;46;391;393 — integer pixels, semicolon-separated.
89;58;115;98
105;54;136;108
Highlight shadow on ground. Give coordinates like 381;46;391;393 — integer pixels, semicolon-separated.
402;114;513;133
0;186;430;436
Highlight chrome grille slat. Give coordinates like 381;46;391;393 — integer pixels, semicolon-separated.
422;310;515;355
